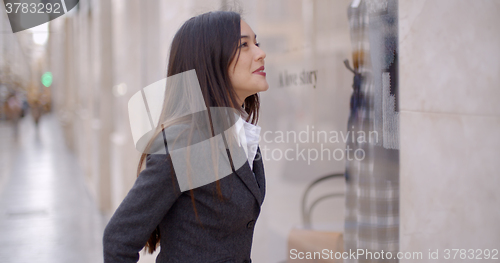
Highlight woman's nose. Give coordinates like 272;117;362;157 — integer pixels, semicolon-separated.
255;46;266;61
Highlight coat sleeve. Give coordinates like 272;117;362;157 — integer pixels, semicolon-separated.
103;154;181;262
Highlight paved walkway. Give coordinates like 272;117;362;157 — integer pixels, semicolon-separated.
0;113;106;263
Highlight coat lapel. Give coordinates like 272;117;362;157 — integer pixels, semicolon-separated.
252;147;266;200
233;147;265;206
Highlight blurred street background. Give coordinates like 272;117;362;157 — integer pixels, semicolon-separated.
0;112;105;263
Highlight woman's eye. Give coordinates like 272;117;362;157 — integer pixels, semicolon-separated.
239;42;248;48
255;42;260;47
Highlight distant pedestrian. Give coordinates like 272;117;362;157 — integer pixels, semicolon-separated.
6;93;22;138
30;99;43;128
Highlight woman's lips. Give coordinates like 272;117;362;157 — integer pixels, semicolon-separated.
253;66;266;76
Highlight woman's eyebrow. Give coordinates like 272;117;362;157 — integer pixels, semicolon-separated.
240;34;257;39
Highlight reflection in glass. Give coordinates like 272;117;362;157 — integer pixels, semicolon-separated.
344;0;400;262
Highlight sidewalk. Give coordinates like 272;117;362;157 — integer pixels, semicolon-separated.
0;113;106;263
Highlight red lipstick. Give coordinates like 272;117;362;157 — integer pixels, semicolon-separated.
253;66;266;76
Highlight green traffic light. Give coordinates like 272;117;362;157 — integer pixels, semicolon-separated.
41;72;53;87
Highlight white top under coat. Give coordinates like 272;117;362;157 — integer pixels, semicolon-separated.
233;112;261;171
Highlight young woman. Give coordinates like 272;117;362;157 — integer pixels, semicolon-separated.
103;11;268;263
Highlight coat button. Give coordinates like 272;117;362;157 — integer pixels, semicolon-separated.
246;220;255;229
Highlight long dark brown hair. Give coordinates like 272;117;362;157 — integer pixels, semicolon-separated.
138;11;261;254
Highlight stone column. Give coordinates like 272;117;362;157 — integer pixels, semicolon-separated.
399;1;500;261
90;0;114;213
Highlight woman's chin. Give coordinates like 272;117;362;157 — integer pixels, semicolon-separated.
258;82;269;92
262;84;269;92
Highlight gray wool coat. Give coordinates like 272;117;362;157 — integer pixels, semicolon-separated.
103;147;265;263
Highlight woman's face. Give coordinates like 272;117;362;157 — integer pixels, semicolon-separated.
228;20;268;106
